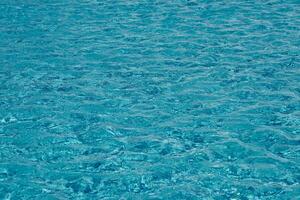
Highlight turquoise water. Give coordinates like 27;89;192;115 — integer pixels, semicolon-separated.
0;0;300;199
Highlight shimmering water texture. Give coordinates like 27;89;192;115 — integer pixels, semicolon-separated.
1;0;300;199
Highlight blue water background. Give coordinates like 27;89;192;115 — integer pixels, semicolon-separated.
0;0;300;199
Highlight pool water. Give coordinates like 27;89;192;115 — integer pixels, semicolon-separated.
0;0;300;199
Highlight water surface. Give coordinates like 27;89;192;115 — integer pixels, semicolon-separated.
0;0;300;199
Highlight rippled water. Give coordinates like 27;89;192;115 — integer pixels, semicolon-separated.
1;0;300;199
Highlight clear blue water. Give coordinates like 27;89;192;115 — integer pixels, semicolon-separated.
0;1;300;199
